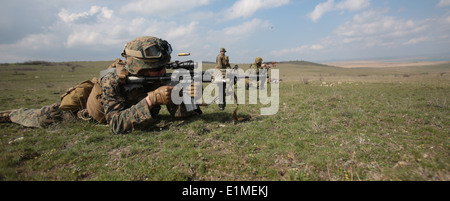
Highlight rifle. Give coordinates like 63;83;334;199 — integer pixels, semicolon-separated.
125;54;269;114
125;56;223;114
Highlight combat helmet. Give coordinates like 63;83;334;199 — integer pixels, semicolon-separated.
255;57;263;64
121;36;172;75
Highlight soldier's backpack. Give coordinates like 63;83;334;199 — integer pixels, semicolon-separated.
59;80;95;112
59;58;127;124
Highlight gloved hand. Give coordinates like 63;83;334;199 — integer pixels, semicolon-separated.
146;86;174;106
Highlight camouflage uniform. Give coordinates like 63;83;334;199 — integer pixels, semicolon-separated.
249;62;262;72
99;67;190;134
4;36;195;134
224;56;231;69
215;54;226;69
215;48;229;69
100;70;158;134
246;57;264;89
249;57;263;72
9;103;74;128
6;60;191;134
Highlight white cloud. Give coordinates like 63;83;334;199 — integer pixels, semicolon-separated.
66;29;121;48
188;11;217;21
56;5;203;50
0;33;54;51
325;9;446;52
166;21;199;40
194;18;274;61
336;0;370;11
58;6;113;24
0;33;59;62
0;3;209;62
310;44;324;50
333;9;428;40
121;0;211;16
404;37;431;45
438;0;450;7
59;8;128;48
273;44;323;56
223;18;271;36
308;0;336;22
1;2;276;63
165;21;200;49
274;45;308;56
225;0;290;20
62;17;202;51
2;1;448;64
308;0;370;22
275;8;444;59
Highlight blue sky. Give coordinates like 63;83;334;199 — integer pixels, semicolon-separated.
1;0;450;63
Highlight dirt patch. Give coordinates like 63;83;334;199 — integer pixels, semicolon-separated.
108;147;131;160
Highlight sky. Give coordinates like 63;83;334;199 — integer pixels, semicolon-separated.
1;0;450;63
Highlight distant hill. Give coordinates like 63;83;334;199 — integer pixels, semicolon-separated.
277;60;332;67
202;61;215;64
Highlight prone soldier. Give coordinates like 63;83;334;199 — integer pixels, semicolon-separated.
0;36;199;134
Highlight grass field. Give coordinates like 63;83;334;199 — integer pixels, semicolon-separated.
0;60;449;181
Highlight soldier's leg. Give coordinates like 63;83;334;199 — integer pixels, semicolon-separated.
245;78;250;90
0;110;14;123
8;102;74;128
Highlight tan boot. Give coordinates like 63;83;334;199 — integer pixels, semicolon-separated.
0;110;15;123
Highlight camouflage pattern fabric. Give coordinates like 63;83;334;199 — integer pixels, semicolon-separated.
215;54;227;69
246;62;265;89
9;102;74;128
124;36;171;75
224;56;231;69
8;60;196;134
100;71;159;134
100;69;195;134
249;62;261;74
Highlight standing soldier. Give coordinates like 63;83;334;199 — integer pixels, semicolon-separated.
215;48;230;69
0;36;199;134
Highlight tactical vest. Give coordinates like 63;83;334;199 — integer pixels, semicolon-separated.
86;58;129;123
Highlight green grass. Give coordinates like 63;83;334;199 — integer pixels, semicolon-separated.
0;60;449;180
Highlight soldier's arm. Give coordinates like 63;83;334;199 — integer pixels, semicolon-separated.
101;73;157;134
